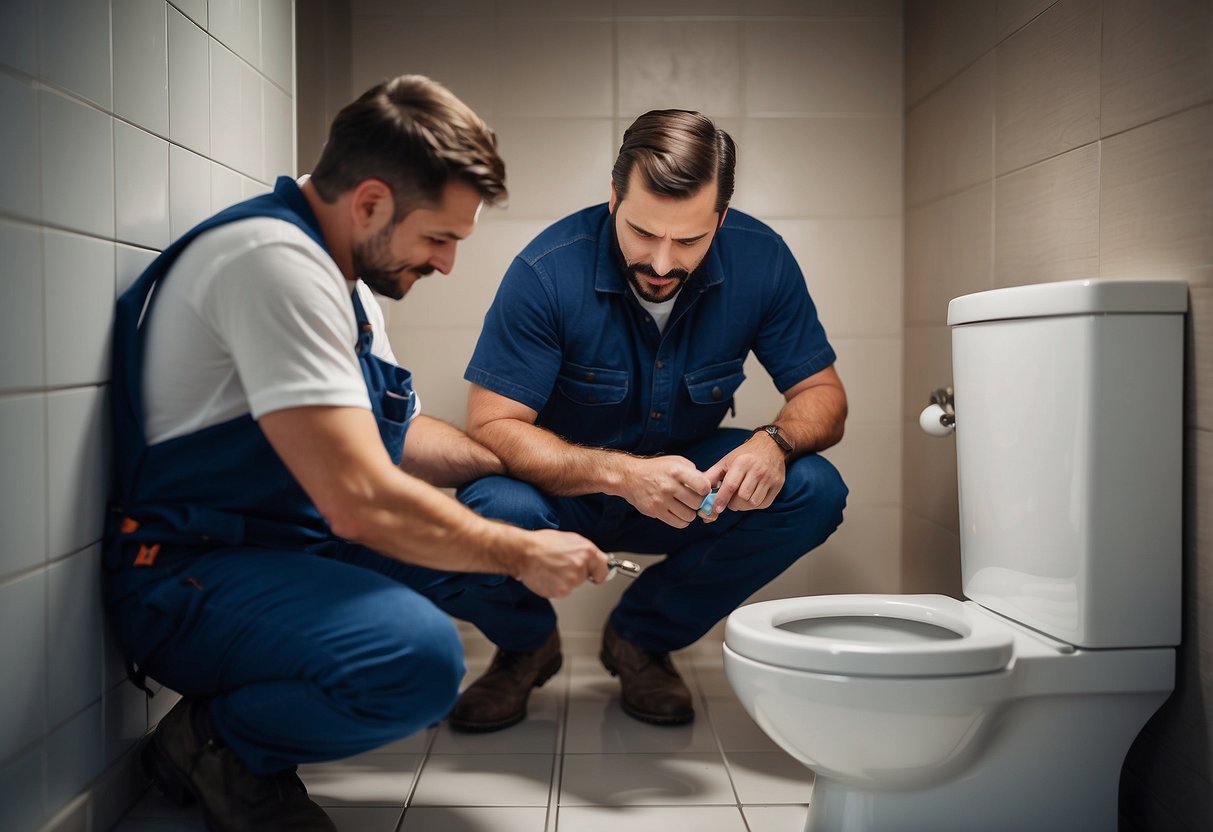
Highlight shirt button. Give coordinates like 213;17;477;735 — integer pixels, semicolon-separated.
584;372;596;382
650;410;661;421
656;360;664;369
712;386;723;401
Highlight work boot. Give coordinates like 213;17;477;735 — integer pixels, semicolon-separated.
600;622;694;726
447;629;562;732
142;696;336;832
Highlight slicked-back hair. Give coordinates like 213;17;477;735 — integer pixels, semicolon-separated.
310;75;507;222
611;110;735;214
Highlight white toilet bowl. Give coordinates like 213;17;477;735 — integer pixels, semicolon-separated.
723;595;1174;832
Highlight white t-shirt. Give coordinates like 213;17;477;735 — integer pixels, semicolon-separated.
629;285;678;333
142;216;404;445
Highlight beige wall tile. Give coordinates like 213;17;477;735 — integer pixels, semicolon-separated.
899;512;962;596
497;20;612;117
743;0;901;16
905;54;993;207
901;324;952;425
830;337;901;425
735;117;902;218
994;0;1100;175
994;143;1099;287
618;20;742;118
499;0;613;17
744;20;902;115
1102;0;1213;137
492;118;615;219
820;422;901;506
905;183;993;325
386;325;482;427
1190;285;1213;433
803;505;902;595
995;0;1059;42
905;0;995;107
768;218;903;338
1100;104;1213;281
350;16;498;119
617;0;740;14
720;353;787;431
903;422;959;533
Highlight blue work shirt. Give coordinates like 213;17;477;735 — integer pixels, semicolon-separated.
465;204;835;456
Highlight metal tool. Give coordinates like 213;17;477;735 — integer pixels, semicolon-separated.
605;557;642;580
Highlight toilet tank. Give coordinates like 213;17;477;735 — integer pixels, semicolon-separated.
947;279;1187;649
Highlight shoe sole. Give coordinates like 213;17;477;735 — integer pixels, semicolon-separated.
600;649;695;727
447;653;563;734
141;736;199;809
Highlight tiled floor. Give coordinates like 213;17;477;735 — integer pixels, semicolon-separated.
111;633;813;831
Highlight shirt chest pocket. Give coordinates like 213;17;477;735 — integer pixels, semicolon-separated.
672;358;747;441
546;363;630;446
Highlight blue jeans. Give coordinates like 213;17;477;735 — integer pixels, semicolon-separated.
456;428;848;653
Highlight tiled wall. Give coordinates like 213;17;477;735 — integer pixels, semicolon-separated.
902;0;1212;827
0;2;294;830
296;0;906;636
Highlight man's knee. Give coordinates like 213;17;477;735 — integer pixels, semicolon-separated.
778;453;849;535
456;475;558;530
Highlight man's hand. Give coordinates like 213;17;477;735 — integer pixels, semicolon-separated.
701;434;786;521
514;529;611;598
619;455;713;528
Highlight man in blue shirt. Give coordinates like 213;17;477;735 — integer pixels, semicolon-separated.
451;110;849;731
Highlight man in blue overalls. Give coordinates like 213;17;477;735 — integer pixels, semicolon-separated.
449;110;849;732
105;76;610;832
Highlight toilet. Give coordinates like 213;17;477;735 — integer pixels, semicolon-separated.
723;279;1187;832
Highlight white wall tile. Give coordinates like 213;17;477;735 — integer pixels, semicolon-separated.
497;20;612;117
0;221;45;390
241;176;270;199
113;0;170;135
905;54;993;208
745;20;903;115
385;326;482;427
46;388;108;559
46;699;104;811
618;20;743;118
114;123;171;249
171;0;207;28
209;0;262;68
47;547;104;727
103;679;146;766
0;394;47;576
168;7;211;155
169;144;212;240
0;74;40;222
492;118;614;219
40;90;114;238
735;117;902;218
211;162;244;212
0;570;47;763
0;742;46;832
0;0;37;74
43;231;115;387
994;0;1100;175
261;0;294;92
904;184;993;325
39;0;112;108
1102;0;1213;137
994;144;1099;287
1100;104;1213;281
116;244;157;298
767;218;903;338
211;40;265;180
263;78;294;179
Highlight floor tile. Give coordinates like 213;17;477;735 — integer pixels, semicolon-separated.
741;804;812;832
724;751;815;805
326;806;404;832
560;751;736;806
411;754;555;807
431;685;562;755
400;806;549;831
299;753;422;807
557;804;749;831
704;697;782;753
367;727;435;755
563;694;718;754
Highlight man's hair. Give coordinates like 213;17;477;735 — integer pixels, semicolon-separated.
611;110;735;214
310;75;506;221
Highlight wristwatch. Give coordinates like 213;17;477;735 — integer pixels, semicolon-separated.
754;424;794;457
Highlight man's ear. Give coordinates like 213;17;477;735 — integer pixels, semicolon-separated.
608;181;618;214
349;179;395;231
717;207;729;229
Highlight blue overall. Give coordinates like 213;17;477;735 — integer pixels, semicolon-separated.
104;176;489;774
459;205;850;654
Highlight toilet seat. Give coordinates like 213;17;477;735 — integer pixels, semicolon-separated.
725;594;1015;677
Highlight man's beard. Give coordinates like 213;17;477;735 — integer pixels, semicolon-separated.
354;223;432;300
610;212;696;303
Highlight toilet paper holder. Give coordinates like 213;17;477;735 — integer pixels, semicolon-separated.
919;386;955;436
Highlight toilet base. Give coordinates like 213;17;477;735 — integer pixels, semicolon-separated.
801;687;1168;832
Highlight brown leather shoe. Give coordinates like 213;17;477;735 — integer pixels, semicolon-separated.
600;623;694;726
447;629;562;733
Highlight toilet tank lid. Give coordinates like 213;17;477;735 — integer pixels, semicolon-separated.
948;279;1188;326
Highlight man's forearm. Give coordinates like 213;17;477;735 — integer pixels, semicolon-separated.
771;383;847;458
401;414;505;487
470;417;634;497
